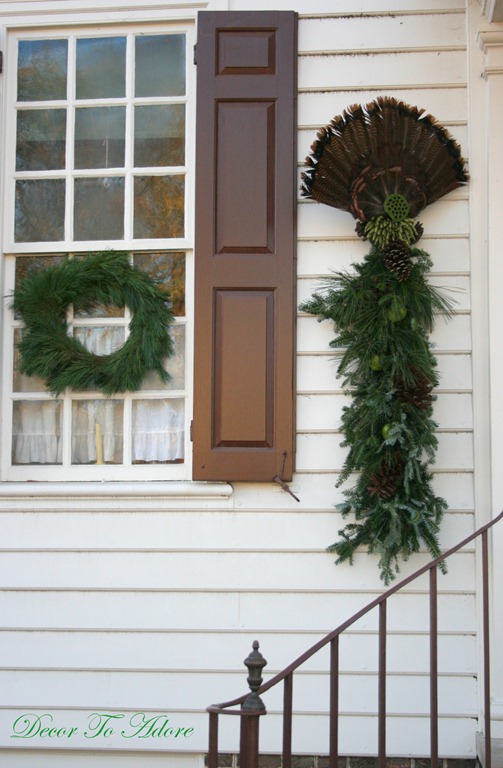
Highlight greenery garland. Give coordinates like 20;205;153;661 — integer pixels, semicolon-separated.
299;97;468;583
12;251;175;396
301;244;453;584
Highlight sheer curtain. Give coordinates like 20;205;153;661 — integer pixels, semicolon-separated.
12;400;62;464
12;327;184;465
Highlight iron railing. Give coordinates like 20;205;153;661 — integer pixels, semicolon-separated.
207;509;503;768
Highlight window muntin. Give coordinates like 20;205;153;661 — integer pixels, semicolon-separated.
11;29;187;248
3;24;193;481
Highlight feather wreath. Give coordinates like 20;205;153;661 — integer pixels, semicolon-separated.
300;97;468;583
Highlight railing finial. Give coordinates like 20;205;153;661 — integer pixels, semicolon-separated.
242;640;267;712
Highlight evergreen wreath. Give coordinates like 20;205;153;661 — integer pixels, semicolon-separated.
12;251;175;396
300;97;468;583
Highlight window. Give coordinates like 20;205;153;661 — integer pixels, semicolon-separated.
2;23;194;481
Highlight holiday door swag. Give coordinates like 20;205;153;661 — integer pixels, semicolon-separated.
12;250;175;396
300;96;468;583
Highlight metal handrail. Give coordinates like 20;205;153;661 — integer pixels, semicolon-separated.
207;509;503;768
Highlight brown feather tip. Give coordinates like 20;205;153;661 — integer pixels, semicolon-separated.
300;96;468;221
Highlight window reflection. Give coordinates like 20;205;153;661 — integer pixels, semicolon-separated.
74;177;125;240
134;176;184;239
15;179;65;242
135;34;185;97
75;107;126;169
16;109;66;171
134;105;185;167
17;39;68;101
76;37;126;99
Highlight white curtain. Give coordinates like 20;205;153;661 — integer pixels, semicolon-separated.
133;399;184;462
12;328;185;465
12;400;62;464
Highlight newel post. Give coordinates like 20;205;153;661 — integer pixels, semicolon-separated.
240;641;267;768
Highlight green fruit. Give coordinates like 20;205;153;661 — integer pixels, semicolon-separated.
387;302;407;322
370;355;382;371
381;423;392;439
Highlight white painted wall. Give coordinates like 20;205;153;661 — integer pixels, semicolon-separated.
1;0;500;765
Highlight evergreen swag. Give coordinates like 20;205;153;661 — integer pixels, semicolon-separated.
12;251;175;396
300;97;468;583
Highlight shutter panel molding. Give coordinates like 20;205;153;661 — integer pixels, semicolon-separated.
193;10;297;482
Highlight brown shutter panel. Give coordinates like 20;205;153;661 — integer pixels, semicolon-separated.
192;11;297;482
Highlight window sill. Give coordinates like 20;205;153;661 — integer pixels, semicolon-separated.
0;481;233;508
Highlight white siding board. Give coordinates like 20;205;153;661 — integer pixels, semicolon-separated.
0;629;477;675
297;237;471;275
299;51;467;90
298;310;472;356
296;430;473;472
297;353;473;393
0;505;472;552
0;590;243;631
0;669;246;710
297;274;470;311
298;199;469;240
230;0;465;11
0;670;478;718
299;13;466;53
299;88;468;127
297;392;473;430
254;712;476;758
0;753;203;768
0;549;477;592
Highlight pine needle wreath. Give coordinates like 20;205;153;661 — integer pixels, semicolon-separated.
12;251;175;396
300;97;468;583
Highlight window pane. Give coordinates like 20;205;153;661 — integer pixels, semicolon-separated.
132;398;184;463
15;179;65;242
74;304;124;319
76;37;126;99
13;329;47;392
15;254;66;286
74;177;124;240
134;176;184;239
12;400;62;464
73;327;125;357
134;105;185;167
16;109;66;171
135;35;185;97
134;252;185;316
17;39;68;101
75;107;125;169
72;399;123;464
139;324;185;391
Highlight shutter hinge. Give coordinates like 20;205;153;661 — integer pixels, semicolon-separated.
190;420;193;441
193;44;197;65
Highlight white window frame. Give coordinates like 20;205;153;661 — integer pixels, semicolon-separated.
0;18;196;483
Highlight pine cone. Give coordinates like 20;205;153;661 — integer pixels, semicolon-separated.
383;240;412;281
395;368;433;409
355;220;367;240
368;453;403;498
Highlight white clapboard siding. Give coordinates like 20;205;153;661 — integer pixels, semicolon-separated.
298;238;471;275
0;753;204;768
299;88;468;128
0;629;478;675
299;12;465;52
299;50;467;90
0;1;478;764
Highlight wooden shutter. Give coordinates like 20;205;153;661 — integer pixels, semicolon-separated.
192;11;297;482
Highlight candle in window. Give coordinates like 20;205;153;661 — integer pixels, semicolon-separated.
95;422;103;464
